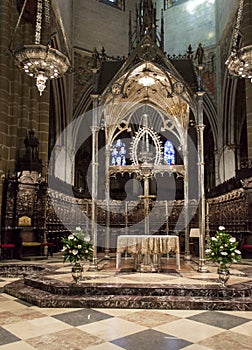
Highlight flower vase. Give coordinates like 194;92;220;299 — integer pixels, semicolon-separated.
217;265;230;288
71;262;83;284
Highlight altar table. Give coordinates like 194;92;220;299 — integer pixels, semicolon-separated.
116;235;180;270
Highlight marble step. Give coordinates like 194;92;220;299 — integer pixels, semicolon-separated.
23;276;252;298
4;279;252;311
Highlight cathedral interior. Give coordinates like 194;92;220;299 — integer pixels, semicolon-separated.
1;0;251;262
1;1;252;349
0;0;252;309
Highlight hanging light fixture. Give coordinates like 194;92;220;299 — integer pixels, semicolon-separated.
10;0;71;95
138;75;155;87
225;0;252;82
138;65;156;86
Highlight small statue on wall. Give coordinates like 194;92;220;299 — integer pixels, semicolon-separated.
17;129;42;173
194;43;204;65
24;130;39;161
187;44;194;59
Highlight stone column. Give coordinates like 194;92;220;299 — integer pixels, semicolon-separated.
90;94;99;270
0;0;18;237
214;149;220;185
104;147;111;259
243;0;252;160
183;142;191;260
196;91;208;272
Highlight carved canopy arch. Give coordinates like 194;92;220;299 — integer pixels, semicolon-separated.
101;61;191;144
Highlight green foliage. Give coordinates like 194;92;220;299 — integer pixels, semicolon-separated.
205;226;242;267
61;227;93;264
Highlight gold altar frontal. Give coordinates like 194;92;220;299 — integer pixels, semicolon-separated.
116;235;180;272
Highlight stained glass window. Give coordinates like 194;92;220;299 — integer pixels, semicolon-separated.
164;140;175;165
111;139;126;166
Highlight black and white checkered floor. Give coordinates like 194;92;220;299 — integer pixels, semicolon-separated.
1;254;252;349
0;291;252;349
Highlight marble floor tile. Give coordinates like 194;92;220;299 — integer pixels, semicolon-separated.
0;295;10;302
230;320;252;336
187;311;250;329
0;300;32;311
25;328;104;350
118;272;178;283
198;330;252;350
118;309;179;328
53;308;113;327
153;318;224;343
111;328;192;350
2;316;73;339
78;317;147;342
0;327;20;346
0;310;46;326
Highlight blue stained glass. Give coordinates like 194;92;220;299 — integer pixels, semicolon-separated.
164;140;175;165
111;139;126;166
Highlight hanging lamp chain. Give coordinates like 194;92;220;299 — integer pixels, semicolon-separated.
35;0;51;45
35;0;43;45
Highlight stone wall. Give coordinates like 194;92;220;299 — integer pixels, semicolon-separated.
156;0;216;56
72;0;136;57
215;0;238;43
0;0;50;237
55;0;74;43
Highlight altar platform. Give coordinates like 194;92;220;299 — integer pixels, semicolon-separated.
1;253;252;311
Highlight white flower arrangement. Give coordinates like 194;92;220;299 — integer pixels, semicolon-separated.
61;227;93;264
205;226;242;267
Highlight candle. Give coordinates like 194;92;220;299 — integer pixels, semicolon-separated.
206;202;209;216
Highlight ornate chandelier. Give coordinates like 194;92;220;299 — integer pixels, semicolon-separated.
225;0;252;82
10;0;70;95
